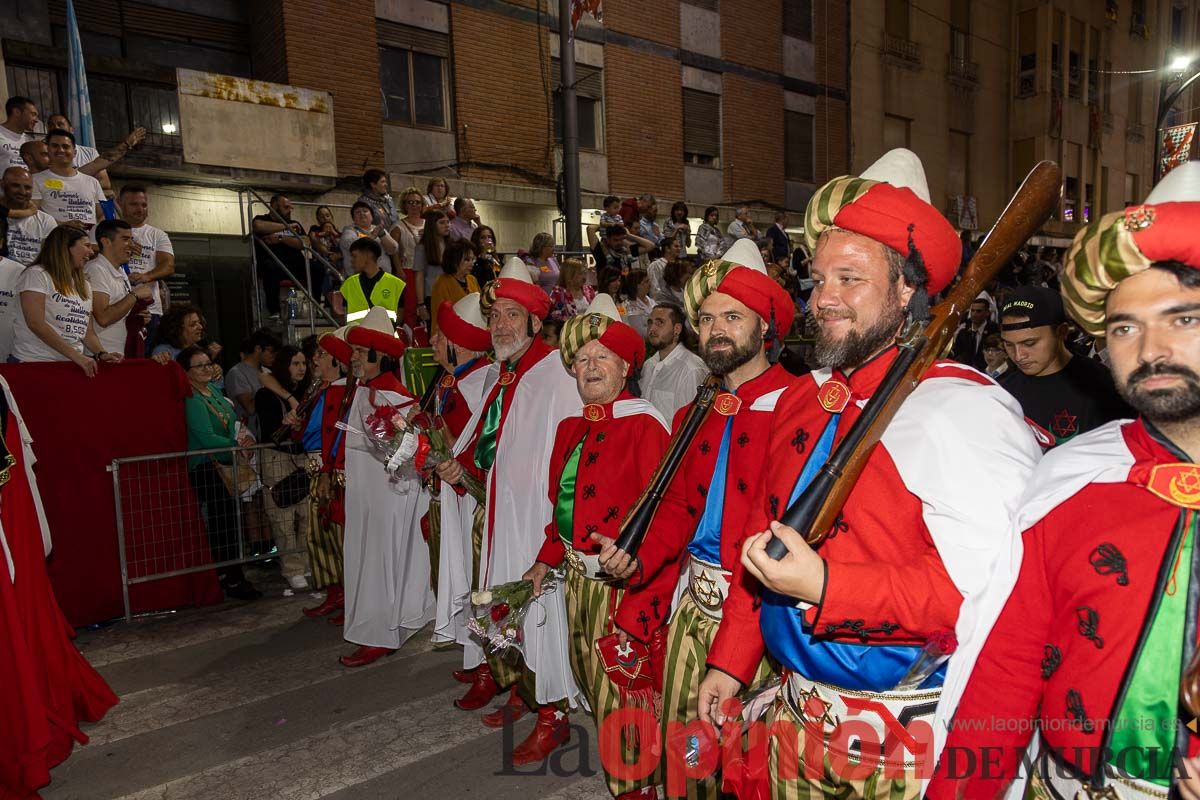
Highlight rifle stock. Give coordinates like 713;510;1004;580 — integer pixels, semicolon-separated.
766;160;1062;557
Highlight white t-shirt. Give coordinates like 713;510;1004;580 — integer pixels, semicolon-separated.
31;169;105;225
73;145;100;168
85;254;133;354
11;265;93;362
0;257;25;362
127;223;173;314
0;126;29;173
5;210;58;266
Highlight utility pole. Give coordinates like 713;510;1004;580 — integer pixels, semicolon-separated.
558;0;582;250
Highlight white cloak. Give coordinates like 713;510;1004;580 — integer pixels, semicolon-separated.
0;375;51;581
444;350;584;706
343;383;434;650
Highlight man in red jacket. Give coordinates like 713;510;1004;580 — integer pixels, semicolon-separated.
597;236;798;800
523;294;670;799
701;149;1040;800
928;163;1200;800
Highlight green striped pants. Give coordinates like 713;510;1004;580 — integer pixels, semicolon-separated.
766;698;922;800
305;492;343;589
426;494;441;596
662;594;772;800
564;570;657;797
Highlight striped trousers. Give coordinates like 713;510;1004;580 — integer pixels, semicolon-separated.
305;490;343;589
426;494;441;596
564;571;657;797
661;595;772;800
765;698;922;800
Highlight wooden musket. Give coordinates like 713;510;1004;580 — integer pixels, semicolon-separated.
766;160;1063;556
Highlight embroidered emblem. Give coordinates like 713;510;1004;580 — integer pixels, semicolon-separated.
714;393;742;416
795;684;837;727
1089;543;1129;586
439;374;455;389
1065;689;1095;732
596;432;607;444
791;428;810;454
1075;607;1104;649
1041;644;1062;679
585;451;599;466
498;371;515;386
686;504;698;518
699;440;712;455
602;506;620;523
584;404;606;422
650;596;661;620
1146;463;1200;509
817;380;851;414
822;619;900;642
736;432;750;448
736;479;748;493
1051;408;1078;438
588;313;603;329
1123;205;1156;232
769;495;780;518
697;484;708;499
582;484;597;500
637;611;651;637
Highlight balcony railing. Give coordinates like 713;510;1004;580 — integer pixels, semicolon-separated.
882;32;922;68
1127;121;1146;143
947;56;979;84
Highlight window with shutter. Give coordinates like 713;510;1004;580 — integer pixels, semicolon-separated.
785;111;814;182
377;22;451;129
683;88;721;165
552;59;604;151
783;0;813;41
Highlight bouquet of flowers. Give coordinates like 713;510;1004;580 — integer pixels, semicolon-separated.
463;570;563;662
894;629;957;690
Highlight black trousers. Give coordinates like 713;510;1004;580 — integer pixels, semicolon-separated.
189;461;246;583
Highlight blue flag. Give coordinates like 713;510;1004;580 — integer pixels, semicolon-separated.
65;0;95;148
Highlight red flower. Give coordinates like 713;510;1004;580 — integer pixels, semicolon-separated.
490;602;511;622
927;630;958;656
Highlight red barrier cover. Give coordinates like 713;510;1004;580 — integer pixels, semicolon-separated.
0;360;222;627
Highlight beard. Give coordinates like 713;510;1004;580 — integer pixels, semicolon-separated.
1117;362;1200;423
813;293;906;370
701;327;763;376
493;331;531;362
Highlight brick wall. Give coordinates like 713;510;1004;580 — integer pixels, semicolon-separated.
276;0;383;177
815;95;848;183
604;43;684;198
451;4;555;187
721;0;782;74
248;0;288;85
722;74;784;206
814;0;848;91
603;0;680;48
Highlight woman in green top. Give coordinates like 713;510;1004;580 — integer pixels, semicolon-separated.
178;345;261;601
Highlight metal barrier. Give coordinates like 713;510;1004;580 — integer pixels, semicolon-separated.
109;442;312;622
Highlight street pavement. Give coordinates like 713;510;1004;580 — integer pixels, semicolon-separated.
43;567;616;800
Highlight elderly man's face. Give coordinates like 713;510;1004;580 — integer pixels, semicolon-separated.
572;339;627;405
2;168;33;207
350;344;381;380
1106;267;1200;423
489;298;538;361
810;229;913;370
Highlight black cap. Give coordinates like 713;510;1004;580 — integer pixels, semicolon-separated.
1000;286;1066;332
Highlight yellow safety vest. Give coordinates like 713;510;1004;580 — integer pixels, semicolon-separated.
341;271;406;321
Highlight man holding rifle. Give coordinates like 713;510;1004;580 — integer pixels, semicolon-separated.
597;237;798;800
699;149;1042;798
928;162;1200;800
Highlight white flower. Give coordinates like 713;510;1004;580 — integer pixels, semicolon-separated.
471;590;493;606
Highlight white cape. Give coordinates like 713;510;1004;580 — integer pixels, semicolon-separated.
343;384;434;649
445;350;584;706
0;375;51;581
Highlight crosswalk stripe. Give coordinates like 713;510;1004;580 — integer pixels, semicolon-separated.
111;687;502;800
91;635;437;746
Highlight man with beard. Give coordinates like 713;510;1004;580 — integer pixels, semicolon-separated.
338;308;433;667
436;257;583;765
699;149;1041;799
596;237;797;800
524;294;670;800
928;163;1200;800
641;303;709;420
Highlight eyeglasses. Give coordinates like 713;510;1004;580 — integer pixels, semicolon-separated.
189;362;214;370
404;199;422;205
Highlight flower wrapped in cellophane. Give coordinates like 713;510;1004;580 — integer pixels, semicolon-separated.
463;571;563;663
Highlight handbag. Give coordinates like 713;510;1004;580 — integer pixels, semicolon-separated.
213;452;257;496
270;467;311;508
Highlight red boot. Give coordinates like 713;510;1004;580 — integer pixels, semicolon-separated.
327;612;345;625
303;584;344;617
338;645;395;667
452;666;478;684
481;686;530;728
511;706;570;765
454;663;500;710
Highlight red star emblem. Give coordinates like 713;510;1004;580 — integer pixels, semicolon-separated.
1051;409;1077;438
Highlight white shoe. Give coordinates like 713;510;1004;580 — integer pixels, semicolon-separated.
287;575;308;590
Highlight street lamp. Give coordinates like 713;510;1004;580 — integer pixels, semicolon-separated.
1154;55;1200;185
